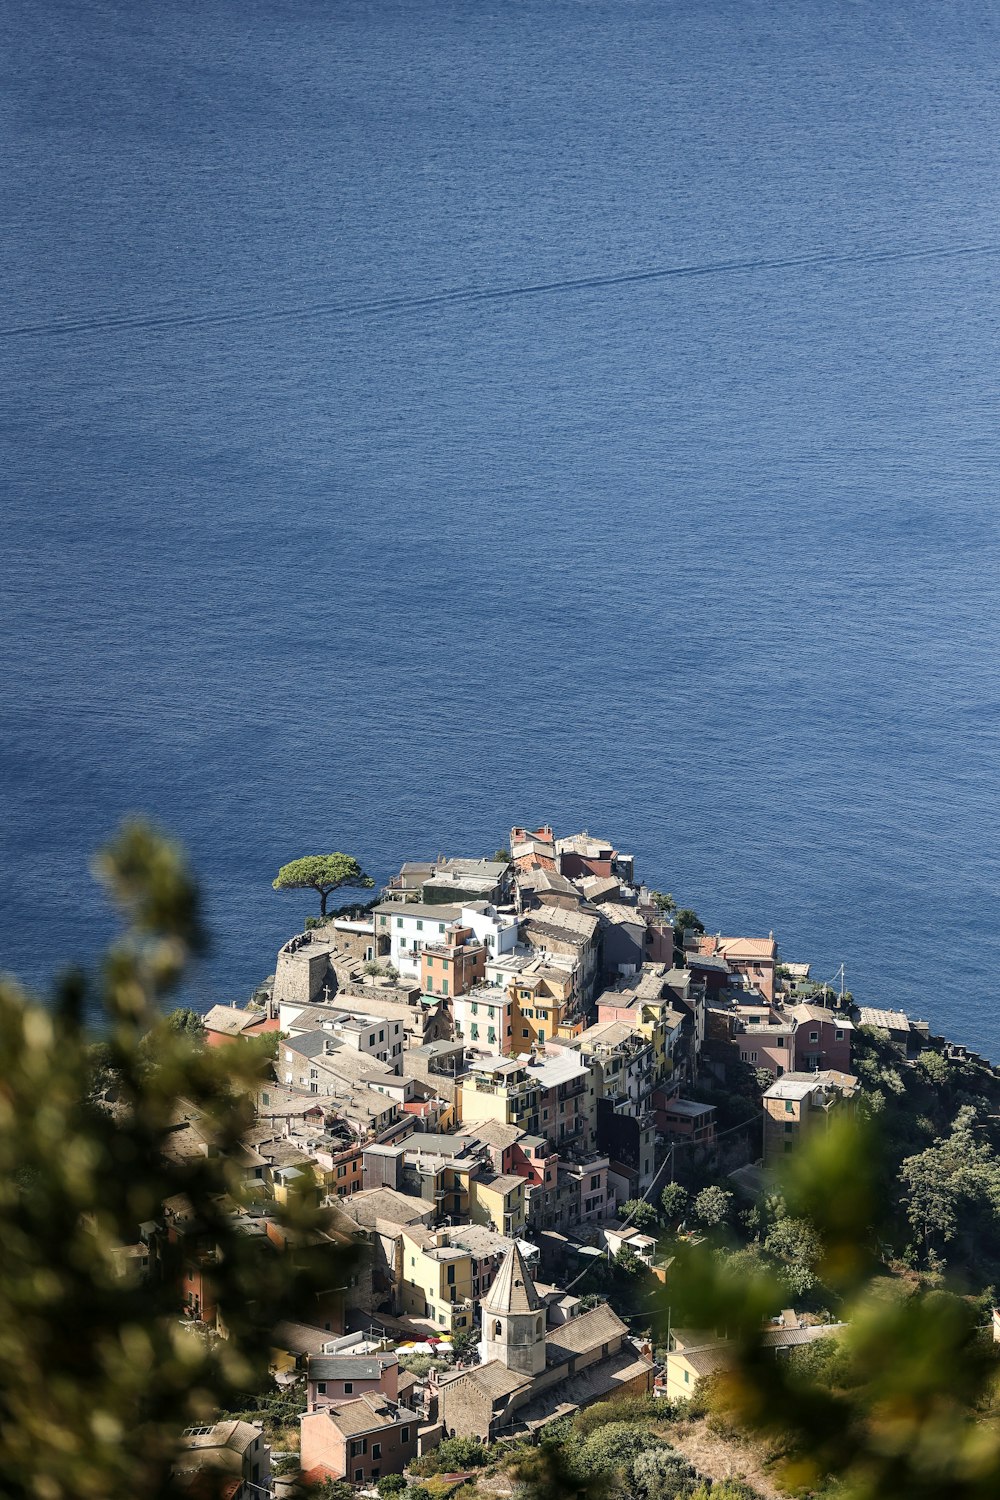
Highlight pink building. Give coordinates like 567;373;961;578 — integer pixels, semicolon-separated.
301;1396;418;1485
306;1353;398;1412
788;1004;853;1073
696;934;778;1001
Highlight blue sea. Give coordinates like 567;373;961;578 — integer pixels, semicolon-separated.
2;0;999;1056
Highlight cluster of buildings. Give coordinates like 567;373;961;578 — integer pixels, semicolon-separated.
129;821;933;1494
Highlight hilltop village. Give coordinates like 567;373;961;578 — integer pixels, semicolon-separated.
148;823;975;1497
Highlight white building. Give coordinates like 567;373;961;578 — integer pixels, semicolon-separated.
371;899;519;982
373;902;463;978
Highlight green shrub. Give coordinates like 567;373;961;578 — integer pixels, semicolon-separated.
574;1420;667;1479
632;1447;697;1500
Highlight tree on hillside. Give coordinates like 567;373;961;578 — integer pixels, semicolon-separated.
163;1006;204;1039
649;891;676;916
900;1107;1000;1256
672;908;705;936
0;820;353;1500
272;852;374;917
620;1198;658;1234
693;1186;733;1227
660;1181;688;1226
493;848;512;864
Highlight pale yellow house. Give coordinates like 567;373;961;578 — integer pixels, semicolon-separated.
457;1057;541;1132
398;1225;475;1334
469;1171;526;1238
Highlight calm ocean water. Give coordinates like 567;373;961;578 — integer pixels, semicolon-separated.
2;0;999;1055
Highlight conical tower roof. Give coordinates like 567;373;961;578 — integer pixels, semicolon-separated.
481;1242;543;1316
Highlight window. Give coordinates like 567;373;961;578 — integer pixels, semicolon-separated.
785;1101;794;1114
372;1444;381;1460
442;980;449;997
369;1034;376;1046
417;919;423;931
402;1427;410;1443
538;1029;545;1042
396;918;403;929
355;1471;364;1483
344;1381;353;1394
439;923;446;933
684;1369;690;1385
447;1264;456;1283
379;1029;385;1042
261;1092;269;1106
471;1002;478;1015
488;1029;496;1044
317;1382;327;1394
427;979;434;994
784;1141;793;1153
836;1029;844;1040
784;1122;793;1134
494;1320;502;1337
380;915;387;926
522;1029;529;1038
810;1030;819;1042
471;1023;479;1040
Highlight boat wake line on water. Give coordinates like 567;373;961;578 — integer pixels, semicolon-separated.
3;239;999;342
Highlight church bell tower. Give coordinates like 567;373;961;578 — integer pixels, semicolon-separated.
481;1243;546;1376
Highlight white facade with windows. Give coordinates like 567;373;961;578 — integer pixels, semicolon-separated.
373;902;462;978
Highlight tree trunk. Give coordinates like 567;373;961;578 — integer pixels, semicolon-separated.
319;887;329;917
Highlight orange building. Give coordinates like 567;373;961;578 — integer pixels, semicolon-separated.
421;924;486;999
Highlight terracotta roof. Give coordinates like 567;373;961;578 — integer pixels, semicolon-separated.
545;1302;627;1360
515;1345;653;1426
272;1320;336;1356
858;1006;912;1032
523;905;599;941
322;1394;410;1436
344;1188;433;1228
179;1419;261;1455
203;1005;258;1036
787;1003;854;1029
698;935;777;960
481;1243;544;1316
597;903;645;928
440;1359;530;1398
464;1119;525;1149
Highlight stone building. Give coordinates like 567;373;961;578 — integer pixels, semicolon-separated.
437;1244;653;1440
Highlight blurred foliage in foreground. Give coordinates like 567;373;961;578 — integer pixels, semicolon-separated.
662;1114;1000;1500
0;821;350;1500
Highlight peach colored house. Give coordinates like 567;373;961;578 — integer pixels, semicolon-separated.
300;1395;419;1485
421;924;487;999
696;933;778;1001
203;1002;280;1047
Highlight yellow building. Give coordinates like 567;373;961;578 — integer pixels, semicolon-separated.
510;964;573;1051
457;1058;541;1132
469;1171;526;1238
398;1226;475;1333
664;1343;730;1401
